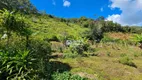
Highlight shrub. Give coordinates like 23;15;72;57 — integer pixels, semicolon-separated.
62;38;91;58
51;71;88;80
68;38;90;55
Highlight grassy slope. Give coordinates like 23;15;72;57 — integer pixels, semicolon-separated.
26;15;89;41
24;15;142;80
51;43;142;80
51;33;142;80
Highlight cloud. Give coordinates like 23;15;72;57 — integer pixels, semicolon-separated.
106;0;142;26
52;0;56;5
63;0;71;7
107;14;120;22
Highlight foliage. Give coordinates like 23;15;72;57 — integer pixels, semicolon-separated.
27;40;51;79
0;9;16;35
52;71;88;80
102;21;122;32
0;50;37;79
89;24;104;42
0;8;52;79
63;52;81;58
29;16;89;42
131;34;142;43
0;39;52;79
67;38;90;55
28;39;51;60
1;2;142;80
0;0;37;14
0;9;31;48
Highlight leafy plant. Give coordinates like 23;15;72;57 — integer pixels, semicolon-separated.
131;34;142;43
0;50;37;79
131;34;142;49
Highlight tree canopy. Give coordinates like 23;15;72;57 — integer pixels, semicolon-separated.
0;0;37;14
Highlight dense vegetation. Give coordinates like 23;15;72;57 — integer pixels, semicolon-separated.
0;0;142;80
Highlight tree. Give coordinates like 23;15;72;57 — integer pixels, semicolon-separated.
0;9;31;48
0;0;37;14
101;21;122;32
88;23;104;42
96;16;105;21
0;9;17;46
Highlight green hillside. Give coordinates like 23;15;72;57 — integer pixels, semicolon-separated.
26;15;89;41
0;0;142;80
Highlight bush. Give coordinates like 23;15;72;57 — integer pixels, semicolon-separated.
68;38;90;55
51;71;88;80
119;56;137;68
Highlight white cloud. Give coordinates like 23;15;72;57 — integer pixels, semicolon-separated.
63;0;71;7
107;14;120;22
106;0;142;26
100;7;104;12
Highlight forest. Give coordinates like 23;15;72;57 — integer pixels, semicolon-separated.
0;0;142;80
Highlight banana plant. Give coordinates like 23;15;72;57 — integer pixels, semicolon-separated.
131;34;142;43
131;34;142;49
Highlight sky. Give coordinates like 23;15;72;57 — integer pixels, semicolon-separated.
30;0;142;26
